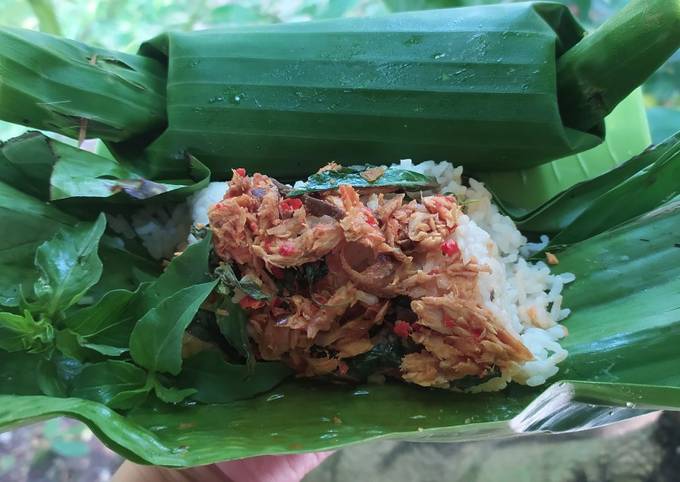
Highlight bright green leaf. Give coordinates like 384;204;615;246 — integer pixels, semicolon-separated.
152;375;197;404
71;360;150;410
0;181;75;307
129;280;218;375
64;286;144;353
0;311;53;353
33;213;107;316
131;233;213;318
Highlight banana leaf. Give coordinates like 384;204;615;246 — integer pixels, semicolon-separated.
0;28;166;143
2;1;679;180
1;191;679;466
497;131;680;247
0;132;210;206
131;2;593;179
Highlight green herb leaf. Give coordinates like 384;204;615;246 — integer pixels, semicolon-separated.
55;329;89;360
0;311;53;353
214;297;252;365
288;165;436;196
276;260;328;293
36;354;83;399
151;376;197;404
130;280;218;375
32;213;107;316
0;181;75;307
79;343;129;357
215;263;270;301
132;234;213;318
178;350;292;404
37;358;68;397
345;334;404;380
64;286;144;355
71;360;150;410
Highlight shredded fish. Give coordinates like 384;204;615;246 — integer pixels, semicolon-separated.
208;165;533;388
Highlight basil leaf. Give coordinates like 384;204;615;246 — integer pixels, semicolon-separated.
37;354;83;398
89;242;161;302
0;311;53;353
132;233;213;317
288;165;436;196
129;280;218;375
178;351;292;404
0;181;75;307
32;213;107;316
79;343;129;357
215;263;270;301
71;360;150;410
55;329;90;360
345;334;405;380
151;376;197;404
107;387;152;410
215;297;253;365
37;358;69;397
65;285;147;354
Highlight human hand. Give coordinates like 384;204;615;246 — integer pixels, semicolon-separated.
111;451;333;482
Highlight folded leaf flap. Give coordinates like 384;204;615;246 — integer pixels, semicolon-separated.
132;2;595;179
0;27;167;142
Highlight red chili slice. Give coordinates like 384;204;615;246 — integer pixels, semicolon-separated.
393;321;411;339
440;239;460;256
278;243;297;256
239;296;265;310
279;198;303;214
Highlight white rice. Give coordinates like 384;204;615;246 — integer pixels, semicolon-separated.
107;204;192;260
183;160;572;390
399;160;572;390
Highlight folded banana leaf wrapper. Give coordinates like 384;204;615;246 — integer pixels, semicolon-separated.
0;129;679;466
1;0;679;179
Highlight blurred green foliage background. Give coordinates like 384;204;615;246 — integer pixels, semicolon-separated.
1;0;678;142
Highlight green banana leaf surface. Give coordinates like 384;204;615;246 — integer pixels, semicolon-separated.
0;130;679;466
0;132;210;206
0;27;166;142
2;1;680;182
502;131;680;247
132;2;595;179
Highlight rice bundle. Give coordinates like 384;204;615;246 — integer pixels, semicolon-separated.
191;162;573;391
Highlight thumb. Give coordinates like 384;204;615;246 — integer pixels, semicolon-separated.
215;451;334;482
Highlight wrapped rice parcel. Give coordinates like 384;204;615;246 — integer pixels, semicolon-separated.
2;0;678;179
